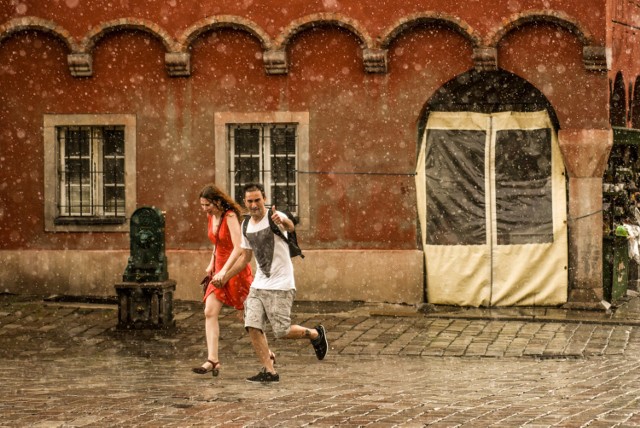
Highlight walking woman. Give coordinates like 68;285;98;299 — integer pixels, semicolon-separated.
192;184;253;376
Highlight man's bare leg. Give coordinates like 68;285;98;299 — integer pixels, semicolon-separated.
248;327;275;373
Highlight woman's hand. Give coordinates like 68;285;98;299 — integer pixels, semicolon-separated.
212;270;226;288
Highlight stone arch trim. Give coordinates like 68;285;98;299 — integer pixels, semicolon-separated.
0;16;78;51
379;12;486;71
270;13;375;74
178;15;272;51
486;10;607;71
378;12;482;49
72;18;180;77
420;69;561;135
274;13;373;49
486;10;595;47
1;11;609;77
176;16;273;77
80;18;177;52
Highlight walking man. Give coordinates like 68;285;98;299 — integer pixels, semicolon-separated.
214;183;328;383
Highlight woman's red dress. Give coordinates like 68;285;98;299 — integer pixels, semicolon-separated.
203;211;252;310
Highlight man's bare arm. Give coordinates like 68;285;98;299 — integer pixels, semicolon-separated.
215;248;253;286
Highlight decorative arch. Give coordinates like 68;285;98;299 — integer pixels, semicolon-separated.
72;18;180;77
1;11;610;78
486;10;594;47
0;16;78;51
173;16;273;77
80;18;176;52
266;13;376;75
418;69;560;140
274;13;372;49
379;12;481;49
486;10;606;72
611;71;627;127
178;15;272;51
379;12;488;71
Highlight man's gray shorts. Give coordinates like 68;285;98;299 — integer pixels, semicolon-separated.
244;288;296;338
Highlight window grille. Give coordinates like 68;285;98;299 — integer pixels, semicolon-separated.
228;123;298;214
56;125;125;222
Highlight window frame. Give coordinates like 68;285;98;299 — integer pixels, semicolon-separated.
214;112;309;230
229;123;299;213
44;114;137;232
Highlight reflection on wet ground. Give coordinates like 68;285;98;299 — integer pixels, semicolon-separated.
2;295;640;426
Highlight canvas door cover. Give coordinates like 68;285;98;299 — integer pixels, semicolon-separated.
415;111;568;306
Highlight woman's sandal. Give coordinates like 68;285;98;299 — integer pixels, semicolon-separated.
192;359;221;377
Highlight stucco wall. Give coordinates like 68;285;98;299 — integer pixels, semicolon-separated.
0;1;619;303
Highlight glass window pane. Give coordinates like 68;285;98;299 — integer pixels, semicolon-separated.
271;185;296;211
66;159;91;185
425;129;486;245
65;128;90;157
103;128;125;156
233;157;260;206
104;158;125;184
233;184;244;206
104;186;125;214
495;128;553;244
67;185;92;215
271;126;296;155
234;157;260;182
234;128;260;155
272;157;296;182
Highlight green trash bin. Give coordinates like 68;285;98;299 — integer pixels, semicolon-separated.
603;234;629;302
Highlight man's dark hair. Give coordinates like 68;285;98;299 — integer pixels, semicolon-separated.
243;183;265;198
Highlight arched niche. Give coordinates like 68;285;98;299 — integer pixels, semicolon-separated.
418;69;559;141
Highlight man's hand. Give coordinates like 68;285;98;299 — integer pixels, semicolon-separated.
271;205;294;232
271;205;281;225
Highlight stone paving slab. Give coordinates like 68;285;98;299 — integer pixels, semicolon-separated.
2;296;640;360
1;295;640;426
2;354;640;427
416;292;640;326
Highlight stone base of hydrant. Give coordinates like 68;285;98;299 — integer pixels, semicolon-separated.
114;280;176;330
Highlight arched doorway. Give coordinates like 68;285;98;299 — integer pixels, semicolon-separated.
415;70;568;306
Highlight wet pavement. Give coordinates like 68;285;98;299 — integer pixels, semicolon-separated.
1;293;640;427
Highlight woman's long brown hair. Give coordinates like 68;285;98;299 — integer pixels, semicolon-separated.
199;184;243;218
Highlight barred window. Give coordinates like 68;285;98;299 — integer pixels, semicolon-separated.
55;126;125;221
56;125;126;222
44;114;136;232
229;123;298;214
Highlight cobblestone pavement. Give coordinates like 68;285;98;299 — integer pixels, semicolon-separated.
1;295;640;427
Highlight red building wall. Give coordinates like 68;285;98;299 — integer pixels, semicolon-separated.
609;0;640;127
0;1;623;302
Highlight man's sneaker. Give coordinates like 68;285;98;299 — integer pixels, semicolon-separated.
246;368;279;383
311;324;328;360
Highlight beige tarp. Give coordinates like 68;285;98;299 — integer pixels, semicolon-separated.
416;111;568;306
